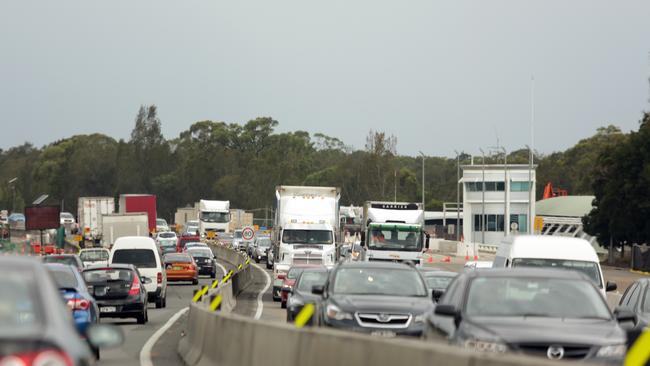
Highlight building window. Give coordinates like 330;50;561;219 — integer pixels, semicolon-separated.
474;214;482;231
466;182;505;192
473;214;505;232
511;181;531;192
510;214;528;232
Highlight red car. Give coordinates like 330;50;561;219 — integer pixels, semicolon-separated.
177;234;200;252
280;264;324;309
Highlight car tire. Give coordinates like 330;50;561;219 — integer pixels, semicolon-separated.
192;278;199;285
92;347;100;360
281;300;286;309
137;311;146;324
266;261;272;270
155;297;163;309
163;295;167;308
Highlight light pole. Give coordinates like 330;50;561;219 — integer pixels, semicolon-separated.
479;148;485;244
418;151;425;209
498;147;508;236
454;151;461;242
8;178;17;212
525;144;533;234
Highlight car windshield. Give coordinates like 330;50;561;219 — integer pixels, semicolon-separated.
465;277;611;319
424;274;456;290
234;231;243;239
282;230;333;245
287;267;307;279
511;258;602;288
332;267;427;297
297;271;329;292
61;213;74;219
156;219;167;225
112;249;157;268
80;250;109;262
158;232;175;238
164;254;192;263
83;269;133;283
201;211;229;223
189;249;212;258
367;225;422;252
185;242;206;248
0;268;42;328
47;268;78;289
257;239;271;248
159;240;176;247
43;256;78;267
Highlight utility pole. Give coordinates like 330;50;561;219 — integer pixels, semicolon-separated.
394;169;397;202
454;151;461;242
500;147;508;236
419;151;425;209
479;148;486;244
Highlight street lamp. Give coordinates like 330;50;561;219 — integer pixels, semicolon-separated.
418;151;425;209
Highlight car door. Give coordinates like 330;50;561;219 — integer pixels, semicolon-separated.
430;278;464;340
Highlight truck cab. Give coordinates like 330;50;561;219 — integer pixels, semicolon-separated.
361;202;428;266
198;200;230;238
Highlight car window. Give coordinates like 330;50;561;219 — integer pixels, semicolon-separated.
47;268;78;289
643;284;650;313
465;277;611;319
188;249;212;258
80;250;109;262
332;267;427;297
287;267;305;280
112;249;157;268
297;271;328;292
83;269;133;283
159;232;175;238
0;269;42;328
164;254;193;263
424;274;455;290
621;283;638;306
511;258;602;288
43;256;79;267
627;283;641;308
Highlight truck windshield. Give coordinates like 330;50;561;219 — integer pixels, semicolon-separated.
200;211;230;223
367;225;422;252
283;230;333;245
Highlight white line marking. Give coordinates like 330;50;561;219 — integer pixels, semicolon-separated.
216;262;227;276
251;262;271;320
140;307;189;366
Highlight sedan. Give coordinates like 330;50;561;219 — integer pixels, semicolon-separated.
252;237;271;263
45;263;100;358
286;268;329;324
313;262;433;337
183;241;209;252
164;253;199;284
426;268;632;363
83;264;150;324
79;248;110;268
280;264;324;309
0;256;122;364
43;254;84;272
187;247;217;278
617;278;650;345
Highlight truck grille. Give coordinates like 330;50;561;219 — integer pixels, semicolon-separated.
293;257;323;265
355;313;411;329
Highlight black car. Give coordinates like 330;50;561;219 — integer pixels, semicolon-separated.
286;268;329;324
426;268;633;363
187;247;217;278
313;262;433;337
617;278;650;341
83;264;150;324
0;256;123;365
42;254;84;272
419;268;458;302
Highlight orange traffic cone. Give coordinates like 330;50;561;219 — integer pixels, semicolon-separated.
427;256;433;264
443;256;451;263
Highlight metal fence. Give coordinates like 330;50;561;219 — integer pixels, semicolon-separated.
426;225;463;241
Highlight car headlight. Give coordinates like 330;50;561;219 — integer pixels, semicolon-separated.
463;339;507;353
326;304;353;321
596;344;627;358
414;314;427;324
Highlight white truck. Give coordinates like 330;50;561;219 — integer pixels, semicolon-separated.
198;200;231;238
272;186;340;273
78;197;115;244
101;213;149;248
361;201;429;266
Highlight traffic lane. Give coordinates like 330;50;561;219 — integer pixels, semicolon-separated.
97;273;223;366
256;264;288;323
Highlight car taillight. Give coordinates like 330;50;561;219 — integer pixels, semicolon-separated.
128;276;141;296
0;350;73;366
157;272;162;284
66;298;90;311
189;264;196;271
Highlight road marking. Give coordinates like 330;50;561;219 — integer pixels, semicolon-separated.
216;262;227;275
140;307;189;366
251;262;271;320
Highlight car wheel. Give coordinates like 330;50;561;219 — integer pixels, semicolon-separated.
266;262;272;270
155;297;163;309
137;311;146;324
93;347;100;360
281;300;287;309
163;296;167;308
192;278;199;285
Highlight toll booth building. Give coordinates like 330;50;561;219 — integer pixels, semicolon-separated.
461;164;536;246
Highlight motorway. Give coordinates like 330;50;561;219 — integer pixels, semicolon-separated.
96;246;643;366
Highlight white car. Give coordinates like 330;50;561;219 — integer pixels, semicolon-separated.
60;212;76;225
156;218;170;233
464;261;493;270
78;248;110;267
109;236;168;308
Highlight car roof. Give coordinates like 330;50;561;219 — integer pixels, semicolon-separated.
45;254;78;258
461;267;589;280
337;261;416;270
112;236;157;248
84;263;137;270
506;235;599;262
43;262;77;272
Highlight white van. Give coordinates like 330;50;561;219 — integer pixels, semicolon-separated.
109;236;168;308
494;235;616;297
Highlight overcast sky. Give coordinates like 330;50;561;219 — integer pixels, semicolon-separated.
1;0;649;156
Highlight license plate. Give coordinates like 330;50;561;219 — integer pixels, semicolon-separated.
100;306;116;313
173;266;182;271
371;331;396;338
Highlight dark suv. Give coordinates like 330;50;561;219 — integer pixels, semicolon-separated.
312;262;432;337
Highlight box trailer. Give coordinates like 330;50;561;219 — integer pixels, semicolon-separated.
119;194;157;234
78;197;115;243
101;213;149;247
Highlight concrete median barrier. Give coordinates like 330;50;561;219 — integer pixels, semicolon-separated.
179;303;567;366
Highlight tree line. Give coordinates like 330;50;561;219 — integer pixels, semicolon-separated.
0;105;641;250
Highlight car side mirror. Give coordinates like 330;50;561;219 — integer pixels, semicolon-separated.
614;306;637;324
435;304;461;327
606;281;617;292
141;277;152;284
432;289;445;302
86;324;124;349
312;285;325;296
